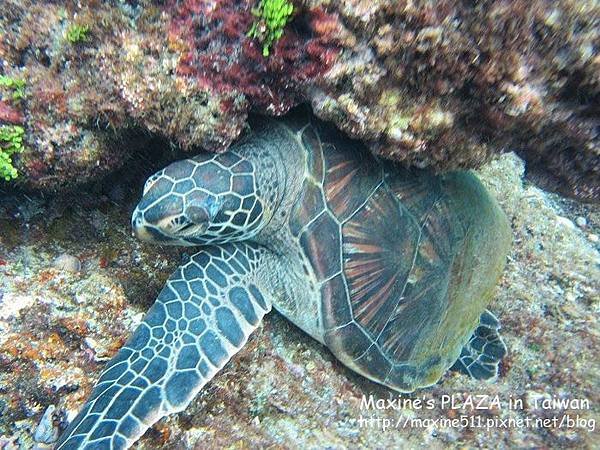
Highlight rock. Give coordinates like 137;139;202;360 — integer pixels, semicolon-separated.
556;216;576;230
0;1;598;200
0;100;24;124
33;405;57;444
575;216;587;228
309;0;600;201
52;254;81;273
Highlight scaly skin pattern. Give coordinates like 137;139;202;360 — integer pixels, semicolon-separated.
56;243;274;449
56;111;510;449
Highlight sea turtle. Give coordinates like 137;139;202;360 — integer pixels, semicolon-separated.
56;111;511;449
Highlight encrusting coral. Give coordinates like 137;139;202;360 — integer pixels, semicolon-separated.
306;0;599;201
169;0;339;114
0;0;597;200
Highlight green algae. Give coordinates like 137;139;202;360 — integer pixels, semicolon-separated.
248;0;294;56
0;125;25;181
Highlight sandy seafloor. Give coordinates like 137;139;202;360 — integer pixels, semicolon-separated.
0;152;598;449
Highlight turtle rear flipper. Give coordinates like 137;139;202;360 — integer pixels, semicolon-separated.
56;243;273;450
451;310;507;380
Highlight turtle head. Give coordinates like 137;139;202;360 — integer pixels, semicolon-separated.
132;153;274;246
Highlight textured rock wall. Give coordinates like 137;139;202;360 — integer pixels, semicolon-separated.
0;0;598;198
308;0;600;201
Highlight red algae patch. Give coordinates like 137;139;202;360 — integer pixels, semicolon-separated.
169;0;341;115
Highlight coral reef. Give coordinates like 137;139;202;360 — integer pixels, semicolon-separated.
0;0;597;197
169;0;340;114
0;153;598;448
306;0;600;201
0;1;238;190
0;0;339;191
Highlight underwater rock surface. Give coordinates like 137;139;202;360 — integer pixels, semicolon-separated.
0;153;598;449
0;1;598;200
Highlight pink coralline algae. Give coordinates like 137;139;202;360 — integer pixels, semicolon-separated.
169;0;341;115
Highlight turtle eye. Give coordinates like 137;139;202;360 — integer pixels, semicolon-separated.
169;216;205;237
177;222;205;237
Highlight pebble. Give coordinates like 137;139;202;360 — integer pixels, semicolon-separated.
589;234;599;243
33;405;58;444
575;216;587;228
52;254;81;273
555;216;575;229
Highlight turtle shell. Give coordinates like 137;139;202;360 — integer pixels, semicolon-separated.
287;117;511;392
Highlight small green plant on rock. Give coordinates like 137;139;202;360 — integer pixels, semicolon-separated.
66;24;90;44
248;0;294;57
0;125;25;181
0;75;26;101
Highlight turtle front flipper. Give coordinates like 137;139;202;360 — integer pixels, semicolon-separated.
451;310;507;380
56;243;273;450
